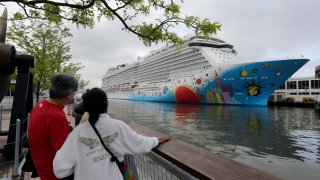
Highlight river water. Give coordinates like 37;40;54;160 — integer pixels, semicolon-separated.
107;99;320;180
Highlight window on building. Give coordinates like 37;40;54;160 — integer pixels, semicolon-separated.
286;81;297;89
311;92;320;95
311;80;320;89
298;80;309;89
298;92;310;95
289;92;297;95
276;95;283;101
278;83;285;90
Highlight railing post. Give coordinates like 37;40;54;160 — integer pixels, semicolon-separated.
12;118;21;179
27;113;30;139
0;105;3;130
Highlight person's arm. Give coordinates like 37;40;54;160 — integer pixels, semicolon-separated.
115;120;170;154
53;131;77;178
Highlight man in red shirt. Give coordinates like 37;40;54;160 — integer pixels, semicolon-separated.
28;73;78;180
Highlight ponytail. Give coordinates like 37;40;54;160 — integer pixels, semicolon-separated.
82;88;108;125
88;113;99;125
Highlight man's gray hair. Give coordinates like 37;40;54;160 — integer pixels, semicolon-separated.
49;73;78;99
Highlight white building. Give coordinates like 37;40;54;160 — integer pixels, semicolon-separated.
271;66;320;103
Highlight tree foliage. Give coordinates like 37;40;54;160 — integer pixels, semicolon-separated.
7;18;89;101
1;0;221;46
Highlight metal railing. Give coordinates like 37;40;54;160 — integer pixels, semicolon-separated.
126;152;197;180
0;113;29;180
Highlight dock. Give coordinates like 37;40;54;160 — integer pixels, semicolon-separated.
268;101;316;108
0;111;283;180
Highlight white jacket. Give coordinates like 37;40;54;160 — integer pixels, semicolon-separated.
53;113;159;180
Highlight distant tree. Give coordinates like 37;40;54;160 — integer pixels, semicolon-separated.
1;0;221;46
61;62;89;89
7;18;89;101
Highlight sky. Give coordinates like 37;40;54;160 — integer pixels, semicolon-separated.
1;0;320;88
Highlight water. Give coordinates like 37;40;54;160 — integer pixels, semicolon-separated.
107;99;320;180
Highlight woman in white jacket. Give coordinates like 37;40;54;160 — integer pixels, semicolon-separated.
53;88;170;180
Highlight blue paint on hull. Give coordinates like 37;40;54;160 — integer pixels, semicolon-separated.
114;59;309;106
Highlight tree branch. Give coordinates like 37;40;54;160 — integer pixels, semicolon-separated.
99;0;155;40
114;0;134;11
3;0;96;9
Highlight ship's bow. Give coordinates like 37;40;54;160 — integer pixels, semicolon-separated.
205;58;309;106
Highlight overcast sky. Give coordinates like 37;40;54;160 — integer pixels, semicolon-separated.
2;0;320;88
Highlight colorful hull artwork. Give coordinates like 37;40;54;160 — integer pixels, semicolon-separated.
107;59;309;106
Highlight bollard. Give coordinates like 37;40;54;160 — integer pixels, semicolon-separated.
12;119;21;179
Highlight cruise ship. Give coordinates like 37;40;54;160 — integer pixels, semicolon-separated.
102;36;309;106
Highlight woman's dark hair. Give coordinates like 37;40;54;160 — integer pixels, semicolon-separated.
82;87;108;125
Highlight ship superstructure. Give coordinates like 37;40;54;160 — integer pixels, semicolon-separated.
102;36;309;106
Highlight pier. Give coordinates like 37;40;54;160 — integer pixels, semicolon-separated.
268;101;316;108
0;111;282;180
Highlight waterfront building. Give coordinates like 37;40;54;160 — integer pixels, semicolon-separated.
271;76;320;102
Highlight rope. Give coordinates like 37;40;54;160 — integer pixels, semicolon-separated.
0;160;14;165
4;131;28;145
7;117;29;127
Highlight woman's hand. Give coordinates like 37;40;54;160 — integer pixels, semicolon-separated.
158;135;171;144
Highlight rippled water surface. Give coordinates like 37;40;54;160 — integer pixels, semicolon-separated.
108;99;320;180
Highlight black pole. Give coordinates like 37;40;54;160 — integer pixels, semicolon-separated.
3;55;34;161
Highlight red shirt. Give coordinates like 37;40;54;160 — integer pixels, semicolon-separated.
28;99;71;180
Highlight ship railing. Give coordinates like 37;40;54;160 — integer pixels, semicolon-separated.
169;66;209;78
237;56;307;62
